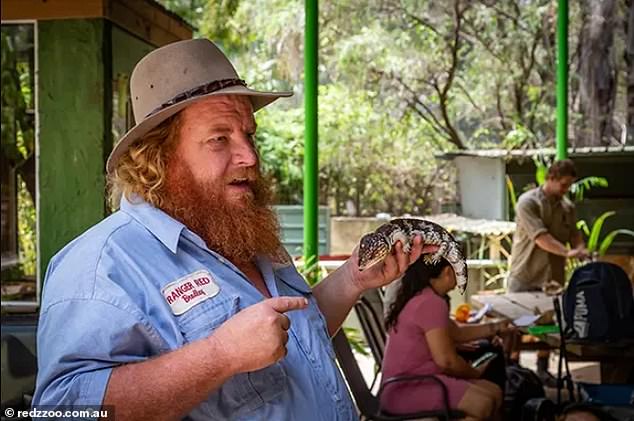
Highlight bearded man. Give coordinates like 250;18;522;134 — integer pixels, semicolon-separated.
33;39;433;420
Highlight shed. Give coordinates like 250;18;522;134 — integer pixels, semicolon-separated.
437;145;634;255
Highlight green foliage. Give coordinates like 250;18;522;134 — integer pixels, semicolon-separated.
2;25;36;285
255;106;305;204
342;326;370;357
569;212;633;279
292;255;328;286
576;219;590;237
570;176;608;202
198;0;243;52
576;211;634;256
156;0;208;31
1;27;35;166
533;155;551;186
598;229;634;256
587;211;615;253
171;0;569;214
18;177;36;275
505;175;517;217
154;0;618;216
502;124;536;150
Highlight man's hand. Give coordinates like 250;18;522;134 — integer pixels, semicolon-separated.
345;235;439;293
209;296;308;374
566;246;590;261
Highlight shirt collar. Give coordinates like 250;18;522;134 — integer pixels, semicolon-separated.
538;185;561;205
120;195;185;254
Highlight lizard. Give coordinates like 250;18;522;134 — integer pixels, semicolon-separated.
357;218;468;293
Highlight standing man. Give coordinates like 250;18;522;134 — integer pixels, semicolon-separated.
33;39;433;420
507;159;588;384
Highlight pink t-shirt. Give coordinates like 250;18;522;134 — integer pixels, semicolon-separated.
380;287;470;414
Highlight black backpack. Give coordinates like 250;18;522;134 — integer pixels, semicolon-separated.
521;398;557;421
504;364;546;420
563;262;634;341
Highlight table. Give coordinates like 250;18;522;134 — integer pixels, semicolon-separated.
471;292;634;384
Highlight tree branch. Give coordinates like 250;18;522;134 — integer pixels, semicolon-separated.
459;25;509;64
455;80;484;114
389;73;455;140
475;0;531;32
434;0;466;149
407;99;455;140
496;81;509;131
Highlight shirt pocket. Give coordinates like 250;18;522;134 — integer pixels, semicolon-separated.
275;269;337;360
177;294;239;342
307;298;337;359
275;270;348;406
176;295;287;418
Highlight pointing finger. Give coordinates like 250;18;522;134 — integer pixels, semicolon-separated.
267;296;309;313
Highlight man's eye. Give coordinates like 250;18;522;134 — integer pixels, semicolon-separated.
208;136;228;143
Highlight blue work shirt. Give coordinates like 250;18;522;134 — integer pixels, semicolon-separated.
33;196;356;420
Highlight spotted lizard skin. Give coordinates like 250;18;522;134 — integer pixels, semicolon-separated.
357;218;468;293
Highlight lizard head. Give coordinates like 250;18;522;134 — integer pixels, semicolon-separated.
358;233;391;271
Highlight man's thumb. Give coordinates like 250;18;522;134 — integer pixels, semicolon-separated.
267;296;309;313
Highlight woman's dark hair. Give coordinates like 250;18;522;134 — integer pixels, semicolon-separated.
385;257;451;332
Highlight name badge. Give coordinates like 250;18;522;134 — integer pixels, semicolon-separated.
162;270;220;315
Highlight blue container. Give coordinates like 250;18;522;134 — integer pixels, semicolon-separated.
577;383;634;406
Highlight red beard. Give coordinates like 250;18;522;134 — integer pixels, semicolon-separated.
160;158;284;265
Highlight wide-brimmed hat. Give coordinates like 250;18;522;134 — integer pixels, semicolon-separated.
106;38;293;174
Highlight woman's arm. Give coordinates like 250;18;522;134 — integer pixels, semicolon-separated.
449;319;507;343
425;327;483;379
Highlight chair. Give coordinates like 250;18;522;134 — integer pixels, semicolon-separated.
339;288;465;420
353;289;388;388
333;330;465;420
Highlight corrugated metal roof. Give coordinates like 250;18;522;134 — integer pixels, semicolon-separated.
437;145;634;160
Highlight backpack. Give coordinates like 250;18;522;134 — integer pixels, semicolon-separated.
521;398;557;421
563;262;634;342
504;364;545;420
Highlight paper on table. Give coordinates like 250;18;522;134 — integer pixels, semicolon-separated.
467;303;492;324
512;314;541;327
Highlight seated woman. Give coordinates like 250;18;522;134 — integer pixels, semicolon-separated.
380;257;505;420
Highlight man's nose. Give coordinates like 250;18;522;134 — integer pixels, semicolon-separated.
232;135;258;167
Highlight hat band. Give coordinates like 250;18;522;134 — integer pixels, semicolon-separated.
145;78;247;118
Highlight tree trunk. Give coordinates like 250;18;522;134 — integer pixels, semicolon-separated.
577;0;618;146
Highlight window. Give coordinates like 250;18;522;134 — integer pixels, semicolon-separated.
1;23;37;304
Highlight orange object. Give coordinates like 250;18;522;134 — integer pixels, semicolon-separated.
455;303;471;322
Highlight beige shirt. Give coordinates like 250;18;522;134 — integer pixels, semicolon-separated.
508;187;577;292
